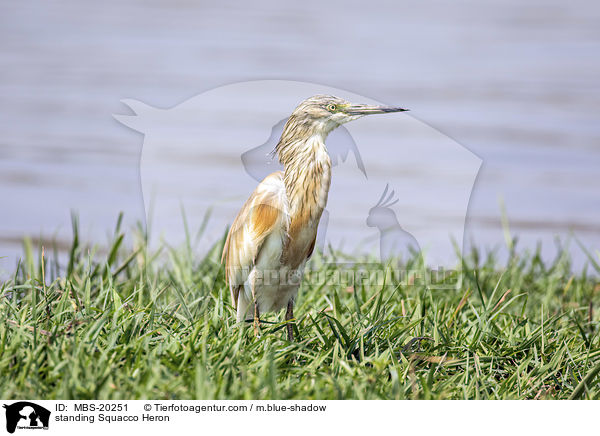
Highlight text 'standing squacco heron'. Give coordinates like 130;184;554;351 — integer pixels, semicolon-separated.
222;95;408;340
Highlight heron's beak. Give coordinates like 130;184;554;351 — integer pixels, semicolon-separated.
344;104;409;116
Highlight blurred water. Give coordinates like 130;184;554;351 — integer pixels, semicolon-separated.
0;0;599;274
115;82;482;269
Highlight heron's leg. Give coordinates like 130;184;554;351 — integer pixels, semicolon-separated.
251;278;260;337
253;300;261;336
285;300;295;341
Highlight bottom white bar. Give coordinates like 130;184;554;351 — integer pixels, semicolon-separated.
0;400;593;435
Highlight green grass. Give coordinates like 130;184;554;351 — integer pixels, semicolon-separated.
1;216;599;400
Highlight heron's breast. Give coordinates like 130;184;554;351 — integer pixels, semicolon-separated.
284;211;321;269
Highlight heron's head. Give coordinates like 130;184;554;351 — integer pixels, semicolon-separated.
287;95;408;137
276;95;408;166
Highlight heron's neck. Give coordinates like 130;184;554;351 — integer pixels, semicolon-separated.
279;133;332;218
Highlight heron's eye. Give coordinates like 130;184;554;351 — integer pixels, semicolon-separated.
327;104;337;112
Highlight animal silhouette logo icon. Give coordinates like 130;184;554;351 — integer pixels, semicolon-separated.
114;80;482;289
2;402;50;433
367;184;421;263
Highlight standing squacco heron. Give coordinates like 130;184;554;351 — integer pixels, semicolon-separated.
222;95;408;339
